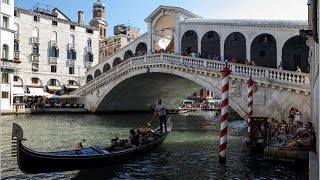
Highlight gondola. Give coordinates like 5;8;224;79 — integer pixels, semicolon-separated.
12;118;172;174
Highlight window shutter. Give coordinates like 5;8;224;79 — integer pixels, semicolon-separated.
85;53;89;62
67;51;70;59
57;48;59;58
74;51;77;60
90;54;94;62
49;48;53;57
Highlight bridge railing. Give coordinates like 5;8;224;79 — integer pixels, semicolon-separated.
75;53;310;95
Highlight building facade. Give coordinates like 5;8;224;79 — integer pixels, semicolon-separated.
0;2;99;110
99;25;140;63
1;0;17;109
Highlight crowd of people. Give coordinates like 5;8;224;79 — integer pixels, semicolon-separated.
241;107;315;153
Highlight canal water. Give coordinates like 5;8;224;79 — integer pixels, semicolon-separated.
1;112;308;179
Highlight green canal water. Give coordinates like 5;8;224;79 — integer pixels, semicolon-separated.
1;112;308;179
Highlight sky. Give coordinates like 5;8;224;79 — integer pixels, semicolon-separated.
15;0;308;36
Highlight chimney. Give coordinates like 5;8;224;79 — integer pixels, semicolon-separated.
78;11;84;25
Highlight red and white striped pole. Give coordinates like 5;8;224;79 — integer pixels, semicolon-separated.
219;61;231;164
247;76;253;135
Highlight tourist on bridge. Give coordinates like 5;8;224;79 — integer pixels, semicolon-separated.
153;98;167;134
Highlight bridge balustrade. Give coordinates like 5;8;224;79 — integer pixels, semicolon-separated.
75;53;310;95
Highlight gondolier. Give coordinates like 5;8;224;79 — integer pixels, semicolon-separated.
153;98;167;134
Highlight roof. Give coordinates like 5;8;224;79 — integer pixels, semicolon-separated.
15;7;98;30
145;5;201;22
182;18;308;27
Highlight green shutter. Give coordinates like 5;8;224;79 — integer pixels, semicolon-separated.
90;54;94;62
57;48;59;58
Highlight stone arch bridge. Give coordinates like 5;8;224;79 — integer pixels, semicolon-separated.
72;54;311;121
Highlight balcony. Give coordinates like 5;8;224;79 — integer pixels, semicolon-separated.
85;61;92;68
50;40;58;47
14;33;19;40
85;46;92;53
1;58;15;70
49;57;57;64
31;54;40;62
68;43;76;50
31;37;40;44
67;59;75;66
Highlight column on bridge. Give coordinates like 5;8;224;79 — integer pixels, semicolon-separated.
220;39;225;61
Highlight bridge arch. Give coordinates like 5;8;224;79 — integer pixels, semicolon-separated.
124;50;133;60
250;33;277;68
181;30;198;54
112;57;122;67
92;69;246;118
103;63;111;73
282;35;309;72
135;42;147;55
201;31;220;59
94;69;102;78
224;32;246;63
86;75;93;83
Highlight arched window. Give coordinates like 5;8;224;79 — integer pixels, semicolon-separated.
86;75;93;83
33;44;39;54
87;39;92;47
103;63;111;72
69;35;75;44
32;27;39;38
14;41;19;51
51;47;59;57
2;44;9;59
94;69;101;78
52;31;58;41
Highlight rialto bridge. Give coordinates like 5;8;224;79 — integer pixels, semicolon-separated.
72;6;311;121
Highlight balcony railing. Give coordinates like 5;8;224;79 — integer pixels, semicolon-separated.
14;51;20;59
31;54;40;62
85;46;92;53
50;40;58;47
67;59;76;66
14;33;19;40
49;57;57;64
1;59;14;68
31;37;40;44
68;43;76;50
85;61;92;68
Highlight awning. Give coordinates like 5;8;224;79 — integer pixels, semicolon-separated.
64;85;79;90
28;87;46;96
47;86;62;91
12;87;25;96
182;99;195;103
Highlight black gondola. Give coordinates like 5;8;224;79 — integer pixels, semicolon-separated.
12;118;172;174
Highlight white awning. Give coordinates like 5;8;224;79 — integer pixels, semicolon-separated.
28;87;46;96
47;86;62;91
12;87;25;96
64;85;79;90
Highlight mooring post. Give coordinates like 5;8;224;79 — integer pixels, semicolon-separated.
219;61;231;164
247;76;253;135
